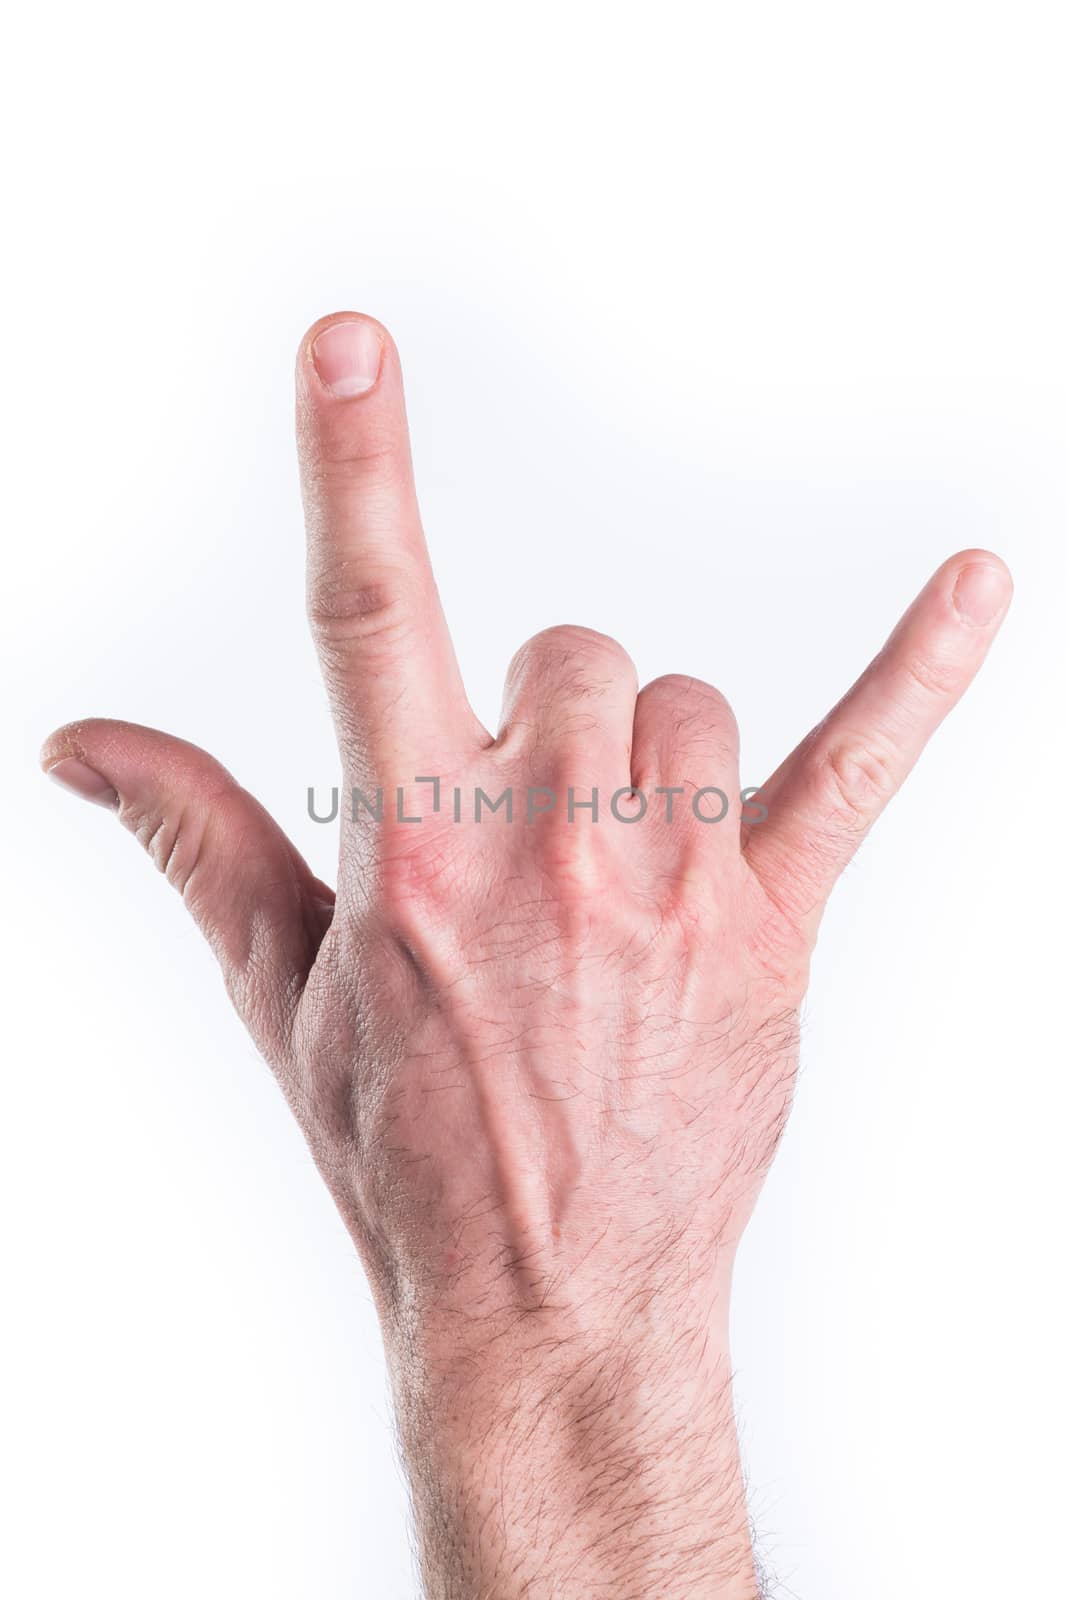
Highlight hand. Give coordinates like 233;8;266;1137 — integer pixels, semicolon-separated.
42;313;1012;1598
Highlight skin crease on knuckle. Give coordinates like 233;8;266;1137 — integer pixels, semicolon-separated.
41;313;1012;1599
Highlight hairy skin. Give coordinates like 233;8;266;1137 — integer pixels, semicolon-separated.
302;745;798;1594
42;312;1011;1598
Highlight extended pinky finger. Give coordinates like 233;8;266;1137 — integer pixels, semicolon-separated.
744;550;1012;928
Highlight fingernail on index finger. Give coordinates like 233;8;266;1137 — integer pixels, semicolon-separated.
312;320;383;398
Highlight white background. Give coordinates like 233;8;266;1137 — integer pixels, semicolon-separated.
2;4;1066;1596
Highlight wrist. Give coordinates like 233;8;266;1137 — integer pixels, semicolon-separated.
385;1303;758;1600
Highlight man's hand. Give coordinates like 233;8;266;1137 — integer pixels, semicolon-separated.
42;313;1012;1598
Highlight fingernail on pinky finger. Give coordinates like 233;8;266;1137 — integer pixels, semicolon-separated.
952;561;1013;627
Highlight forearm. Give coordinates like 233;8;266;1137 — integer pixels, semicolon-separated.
387;1315;760;1599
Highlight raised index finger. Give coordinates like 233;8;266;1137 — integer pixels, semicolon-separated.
296;313;486;780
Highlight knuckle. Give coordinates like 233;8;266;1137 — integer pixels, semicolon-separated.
640;675;738;743
307;564;411;648
819;738;897;827
302;436;401;479
509;624;636;693
642;672;703;699
643;673;729;712
131;805;208;897
899;648;962;700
